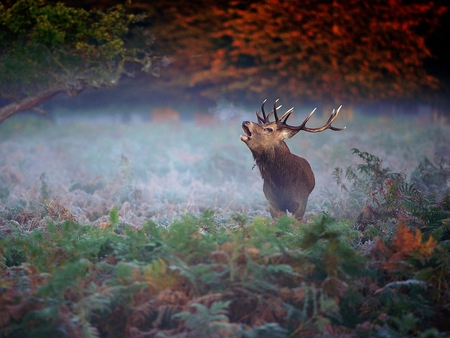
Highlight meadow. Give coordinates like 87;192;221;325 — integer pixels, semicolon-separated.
0;108;449;337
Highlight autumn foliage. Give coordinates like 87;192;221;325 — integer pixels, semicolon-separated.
372;220;437;271
144;0;447;104
0;0;447;123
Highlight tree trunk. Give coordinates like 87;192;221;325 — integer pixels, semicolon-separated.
0;82;85;124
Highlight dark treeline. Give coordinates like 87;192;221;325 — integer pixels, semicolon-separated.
1;0;449;120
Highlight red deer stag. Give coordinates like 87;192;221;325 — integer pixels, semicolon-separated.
240;99;345;221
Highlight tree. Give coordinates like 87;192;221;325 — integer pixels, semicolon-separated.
0;0;157;123
143;0;446;105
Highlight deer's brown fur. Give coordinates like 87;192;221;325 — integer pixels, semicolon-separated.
240;100;344;221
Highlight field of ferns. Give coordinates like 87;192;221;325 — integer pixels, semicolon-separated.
0;108;450;337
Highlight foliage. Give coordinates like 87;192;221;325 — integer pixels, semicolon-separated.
0;0;157;122
173;300;235;337
333;148;450;240
142;0;446;104
109;206;120;227
0;117;450;336
330;148;450;335
2;187;449;337
332;148;406;218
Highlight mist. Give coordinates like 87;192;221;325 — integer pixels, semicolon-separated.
1;100;448;228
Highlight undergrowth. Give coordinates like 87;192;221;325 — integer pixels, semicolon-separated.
1;119;450;337
1;147;450;338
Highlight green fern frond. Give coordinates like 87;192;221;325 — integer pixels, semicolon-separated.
109;206;120;226
80;320;100;338
239;322;288;338
173;300;232;336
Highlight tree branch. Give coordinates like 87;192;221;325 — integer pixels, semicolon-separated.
0;82;86;124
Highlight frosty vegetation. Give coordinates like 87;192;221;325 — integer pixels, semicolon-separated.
0;108;447;228
1;107;450;337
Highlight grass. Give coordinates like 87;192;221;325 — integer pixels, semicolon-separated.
0;110;449;337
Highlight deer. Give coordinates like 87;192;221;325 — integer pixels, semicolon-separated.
240;99;345;221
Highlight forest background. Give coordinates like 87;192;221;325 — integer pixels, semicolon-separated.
0;0;449;122
1;1;450;337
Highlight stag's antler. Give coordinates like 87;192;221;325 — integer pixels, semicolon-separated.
257;99;345;132
286;105;346;132
256;99;284;124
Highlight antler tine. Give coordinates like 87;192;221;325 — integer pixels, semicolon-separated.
296;108;317;129
320;105;346;131
256;99;268;123
261;99;268;121
266;104;282;121
257;99;283;124
284;105;345;133
273;99;280;122
256;113;264;124
256;111;265;124
279;107;294;123
328;106;346;131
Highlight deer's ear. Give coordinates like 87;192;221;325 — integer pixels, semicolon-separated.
281;128;300;139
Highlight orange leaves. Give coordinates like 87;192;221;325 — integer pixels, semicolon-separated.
393;221;437;258
146;0;446;104
375;220;438;272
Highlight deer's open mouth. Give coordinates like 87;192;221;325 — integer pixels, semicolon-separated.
242;124;252;139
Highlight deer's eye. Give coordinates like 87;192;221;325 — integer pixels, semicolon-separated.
265;127;273;133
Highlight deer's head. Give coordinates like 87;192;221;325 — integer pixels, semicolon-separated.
240;99;345;157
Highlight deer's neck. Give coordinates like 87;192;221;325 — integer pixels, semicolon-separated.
253;142;293;184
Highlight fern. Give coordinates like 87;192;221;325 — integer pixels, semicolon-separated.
284;282;340;336
38;259;92;298
332;148;407;219
165;214;217;264
332;167;348;192
80;321;101;338
411;157;450;198
239;323;288;338
1;175;449;338
19;304;61;337
74;283;115;318
173;300;233;337
390;181;450;239
109;206;120;226
295;215;365;279
189;263;230;293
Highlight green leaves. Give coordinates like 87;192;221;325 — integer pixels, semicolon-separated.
0;1;133;54
109;206;119;226
0;0;157;122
